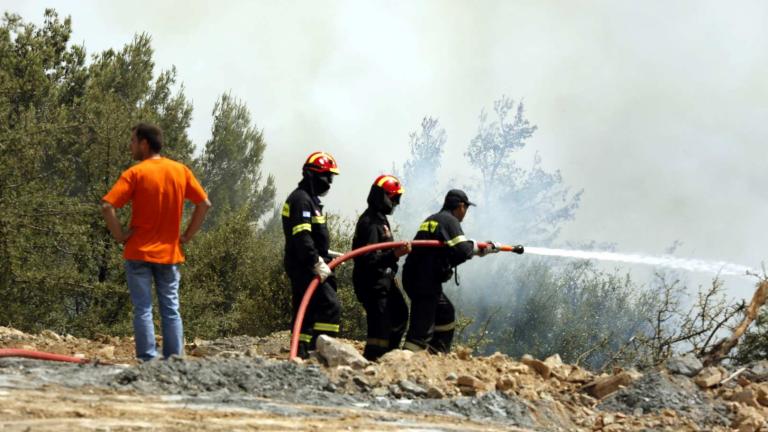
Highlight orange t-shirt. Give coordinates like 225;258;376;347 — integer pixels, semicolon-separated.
102;157;207;264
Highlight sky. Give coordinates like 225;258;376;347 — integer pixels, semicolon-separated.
6;0;767;298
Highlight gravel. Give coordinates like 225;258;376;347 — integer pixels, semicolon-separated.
598;371;731;426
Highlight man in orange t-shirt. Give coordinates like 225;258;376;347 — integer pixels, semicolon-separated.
102;123;211;361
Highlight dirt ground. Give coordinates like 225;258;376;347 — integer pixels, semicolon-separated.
2;326;768;431
0;387;520;431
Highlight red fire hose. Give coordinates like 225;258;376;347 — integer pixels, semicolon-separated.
0;348;95;364
289;240;523;360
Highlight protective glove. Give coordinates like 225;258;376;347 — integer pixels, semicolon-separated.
327;249;344;259
472;240;501;257
313;256;332;282
394;242;412;258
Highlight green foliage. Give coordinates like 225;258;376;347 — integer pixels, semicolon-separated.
734;304;768;364
0;10;368;347
483;261;654;369
198;93;275;228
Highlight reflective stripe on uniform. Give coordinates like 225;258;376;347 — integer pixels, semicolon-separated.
366;338;389;348
418;220;439;233
292;223;311;235
281;203;290;217
311;215;326;224
299;333;312;343
402;341;426;351
434;321;456;332
313;322;340;332
446;235;467;247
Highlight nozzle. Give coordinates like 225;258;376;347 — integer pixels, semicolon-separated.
512;245;524;254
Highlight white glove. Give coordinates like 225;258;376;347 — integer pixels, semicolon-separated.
471;240;483;257
472;240;501;257
313;256;332;282
327;249;344;259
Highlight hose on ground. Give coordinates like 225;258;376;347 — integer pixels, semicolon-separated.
0;348;104;364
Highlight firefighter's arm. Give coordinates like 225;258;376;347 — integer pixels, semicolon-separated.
442;219;474;266
354;218;398;269
288;198;320;268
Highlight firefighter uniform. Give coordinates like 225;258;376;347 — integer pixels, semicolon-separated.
282;179;340;351
402;208;474;353
352;207;409;361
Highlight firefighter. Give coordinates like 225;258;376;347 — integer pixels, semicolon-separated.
282;151;341;358
401;189;500;353
352;175;411;361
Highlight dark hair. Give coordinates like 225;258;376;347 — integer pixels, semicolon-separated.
132;122;163;153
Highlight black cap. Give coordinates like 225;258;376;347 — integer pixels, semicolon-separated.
443;189;476;209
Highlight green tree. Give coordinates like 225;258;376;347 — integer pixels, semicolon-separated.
0;10;194;336
394;117;447;233
197;93;276;228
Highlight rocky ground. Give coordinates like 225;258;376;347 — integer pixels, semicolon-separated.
2;326;768;431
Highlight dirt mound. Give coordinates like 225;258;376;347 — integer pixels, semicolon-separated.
0;326;136;363
110;356;339;402
6;327;768;430
599;371;731;426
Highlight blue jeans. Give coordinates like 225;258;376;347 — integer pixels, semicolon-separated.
125;260;184;361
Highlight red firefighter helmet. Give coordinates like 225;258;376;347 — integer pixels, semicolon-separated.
374;174;404;199
304;151;339;174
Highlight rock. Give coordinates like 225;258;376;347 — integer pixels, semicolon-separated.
457;375;479;387
190;343;215;357
371;386;389;397
745;360;768;382
398;379;427;397
456;347;472;360
388;384;402;398
755;383;768;406
507;363;531;374
665;353;703;377
456;374;486;396
543;354;563;368
96;346;115;360
732;388;760;408
732;405;765;432
581;371;638;399
694;366;725;389
487;352;508;368
315;335;369;369
379;349;414;363
445;372;458;381
0;327;26;337
353;376;370;389
496;375;517;391
521;355;551;379
217;350;243;358
426;385;445;399
40;330;61;341
566;366;593;383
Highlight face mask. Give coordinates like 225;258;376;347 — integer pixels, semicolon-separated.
313;173;332;196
